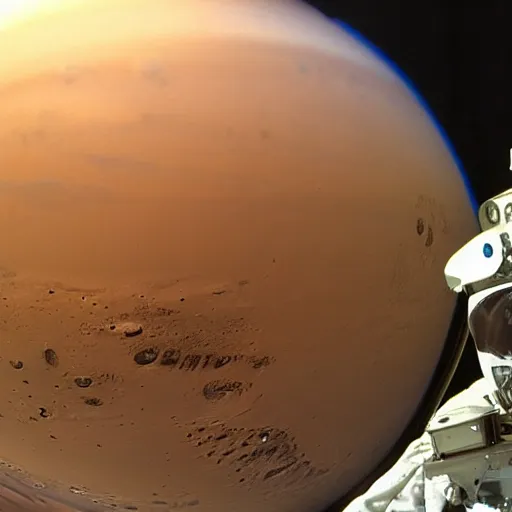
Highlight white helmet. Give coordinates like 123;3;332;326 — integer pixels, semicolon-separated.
446;190;512;412
0;1;476;511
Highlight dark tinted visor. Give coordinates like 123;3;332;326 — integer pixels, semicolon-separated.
469;287;512;359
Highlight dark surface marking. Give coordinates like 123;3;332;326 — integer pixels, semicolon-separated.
202;380;252;401
201;355;214;369
179;354;202;371
248;356;272;369
425;226;434;247
183;423;326;488
9;360;23;370
169;500;200;509
214;356;232;369
260;129;271;140
74;377;93;388
158;349;274;372
108;322;144;337
264;460;299;480
160;349;181;368
43;349;59;367
154;307;178;316
416;218;425;236
416;216;435;247
83;397;103;407
134;347;160;366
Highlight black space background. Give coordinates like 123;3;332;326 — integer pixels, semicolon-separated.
303;3;512;404
302;2;512;510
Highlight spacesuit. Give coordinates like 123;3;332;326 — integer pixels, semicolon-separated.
345;189;512;512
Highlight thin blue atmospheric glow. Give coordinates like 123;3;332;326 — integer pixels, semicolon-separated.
331;18;478;215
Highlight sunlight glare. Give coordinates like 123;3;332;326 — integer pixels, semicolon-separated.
0;0;49;29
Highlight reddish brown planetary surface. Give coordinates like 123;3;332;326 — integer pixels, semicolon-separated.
0;1;477;511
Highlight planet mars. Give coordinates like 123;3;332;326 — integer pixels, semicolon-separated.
0;1;476;511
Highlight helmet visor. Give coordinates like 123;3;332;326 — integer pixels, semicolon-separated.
469;286;512;407
469;287;512;359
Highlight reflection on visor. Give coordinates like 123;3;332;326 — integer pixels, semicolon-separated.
470;288;512;410
492;366;512;410
492;366;512;388
469;288;512;359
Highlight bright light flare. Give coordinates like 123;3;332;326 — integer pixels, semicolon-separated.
0;0;49;29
